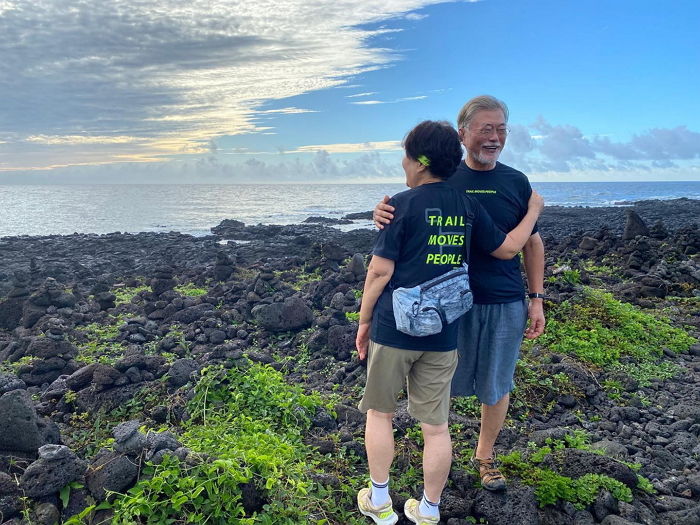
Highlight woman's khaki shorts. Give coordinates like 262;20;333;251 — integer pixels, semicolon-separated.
358;340;457;425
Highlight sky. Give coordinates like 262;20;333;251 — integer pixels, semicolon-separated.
0;0;699;184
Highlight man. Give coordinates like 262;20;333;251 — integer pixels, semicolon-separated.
374;95;545;492
357;121;544;525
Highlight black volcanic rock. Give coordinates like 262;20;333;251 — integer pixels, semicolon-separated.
343;211;373;220
20;445;87;498
623;209;650;240
0;389;44;453
303;216;352;225
251;296;313;332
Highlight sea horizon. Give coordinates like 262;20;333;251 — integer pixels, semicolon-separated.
2;180;699;238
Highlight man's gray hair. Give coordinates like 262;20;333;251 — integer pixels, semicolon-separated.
457;95;509;130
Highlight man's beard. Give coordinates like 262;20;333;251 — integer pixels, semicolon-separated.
471;146;501;167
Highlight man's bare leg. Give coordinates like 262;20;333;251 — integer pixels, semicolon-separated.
421;422;452;502
365;409;395;482
475;393;509;459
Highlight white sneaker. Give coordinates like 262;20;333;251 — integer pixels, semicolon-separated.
403;498;439;525
357;486;398;525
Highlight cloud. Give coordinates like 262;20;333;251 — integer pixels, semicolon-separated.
350;95;427;105
25;135;142;145
1;0;451;171
502;118;700;173
346;92;378;98
256;107;318;115
0;149;405;184
289;140;402;154
531;117;596;163
629;126;700;160
497;118;700;176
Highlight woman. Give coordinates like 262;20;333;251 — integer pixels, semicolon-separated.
356;120;543;525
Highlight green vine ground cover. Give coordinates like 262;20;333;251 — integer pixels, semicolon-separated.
497;431;652;509
59;282;696;523
76;363;369;524
525;286;696;388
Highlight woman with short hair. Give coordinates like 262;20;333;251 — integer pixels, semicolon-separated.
356;120;543;525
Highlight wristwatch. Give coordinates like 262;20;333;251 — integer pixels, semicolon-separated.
527;293;546;299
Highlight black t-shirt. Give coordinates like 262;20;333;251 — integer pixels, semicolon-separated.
447;161;537;304
371;182;506;351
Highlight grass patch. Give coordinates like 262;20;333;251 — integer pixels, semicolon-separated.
113;284;150;306
62;381;170;458
174;282;208;297
104;362;355;524
497;431;636;509
529;287;695;387
72;315;128;365
289;267;324;291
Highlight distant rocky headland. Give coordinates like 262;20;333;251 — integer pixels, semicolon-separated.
0;198;698;524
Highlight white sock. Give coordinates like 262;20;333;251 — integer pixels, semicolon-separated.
419;492;440;519
370;476;390;507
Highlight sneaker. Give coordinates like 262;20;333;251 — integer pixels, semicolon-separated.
470;452;507;491
357;486;398;525
403;498;439;525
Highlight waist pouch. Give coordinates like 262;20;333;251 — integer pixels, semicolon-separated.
392;263;473;337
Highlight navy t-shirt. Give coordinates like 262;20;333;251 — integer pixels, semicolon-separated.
447;161;537;304
371;182;506;351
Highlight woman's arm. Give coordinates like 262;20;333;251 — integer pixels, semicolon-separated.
490;190;544;260
356;255;395;360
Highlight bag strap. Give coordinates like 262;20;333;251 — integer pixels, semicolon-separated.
460;193;475;265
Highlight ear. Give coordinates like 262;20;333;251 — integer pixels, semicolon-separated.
458;128;465;141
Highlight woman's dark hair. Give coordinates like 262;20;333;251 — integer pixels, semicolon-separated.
403;120;463;179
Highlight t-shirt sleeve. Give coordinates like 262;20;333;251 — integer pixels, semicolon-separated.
372;197;404;261
470;199;507;255
523;180;539;235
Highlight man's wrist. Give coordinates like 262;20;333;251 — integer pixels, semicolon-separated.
527;292;545;298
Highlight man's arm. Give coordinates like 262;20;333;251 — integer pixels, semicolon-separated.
523;232;545;339
356;255;395;359
373;195;395;230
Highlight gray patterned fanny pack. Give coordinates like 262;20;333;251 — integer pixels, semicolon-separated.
392;262;473;337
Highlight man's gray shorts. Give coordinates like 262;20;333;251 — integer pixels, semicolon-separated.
450;300;528;405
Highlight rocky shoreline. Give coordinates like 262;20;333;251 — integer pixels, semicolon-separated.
0;198;698;524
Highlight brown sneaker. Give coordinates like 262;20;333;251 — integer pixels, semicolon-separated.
470;452;507;491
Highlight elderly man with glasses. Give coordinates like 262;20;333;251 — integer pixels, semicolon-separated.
374;95;545;492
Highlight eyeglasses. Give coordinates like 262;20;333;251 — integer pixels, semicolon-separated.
468;126;510;137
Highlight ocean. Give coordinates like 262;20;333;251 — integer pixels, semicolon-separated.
1;181;699;238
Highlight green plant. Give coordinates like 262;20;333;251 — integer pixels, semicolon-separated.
113;284;150;305
64;390;78;404
174;282;208;297
528;287;696;369
105;363;334;523
111;454;252;524
290;267;324;291
72;314;128;365
580;260;621;277
60;481;84;509
452;395;481;418
499;435;635;510
490;429;659;510
547;268;581;285
0;354;35;374
602;379;623;400
344;311;360;322
636;475;656;494
510;356;578;419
